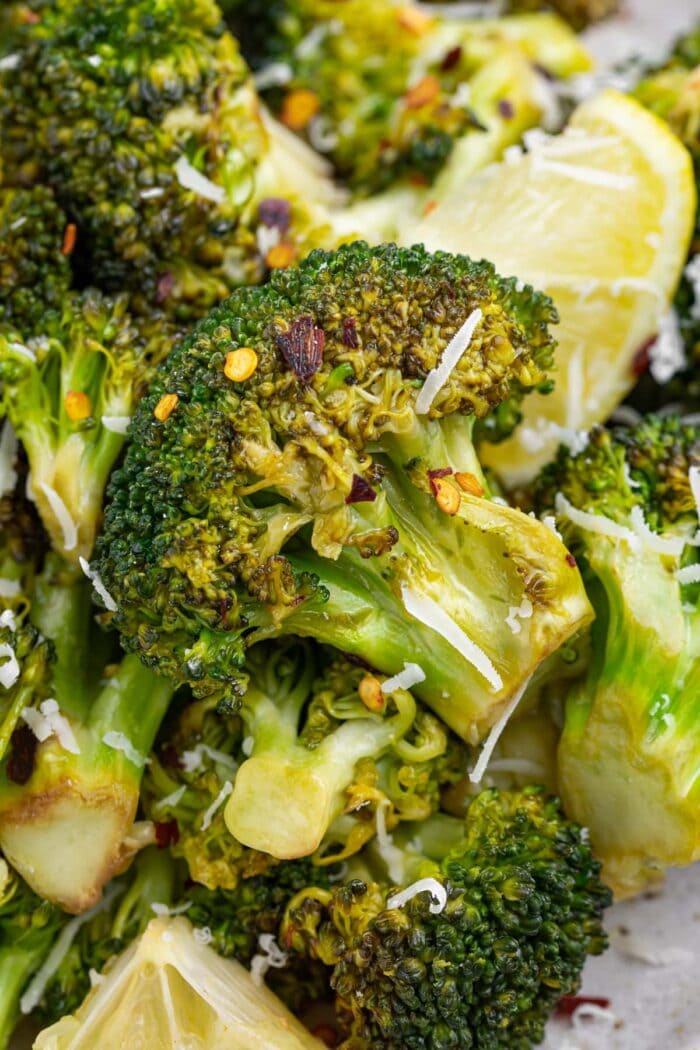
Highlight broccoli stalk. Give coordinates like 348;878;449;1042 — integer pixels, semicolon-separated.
97;241;592;746
281;787;611;1048
533;416;700;897
0;557;175;912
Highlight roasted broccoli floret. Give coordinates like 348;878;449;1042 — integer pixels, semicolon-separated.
282;787;610;1049
532;415;700;897
0;555;175;912
0;855;65;1050
231;0;589;196
0;0;338;318
96;241;592;746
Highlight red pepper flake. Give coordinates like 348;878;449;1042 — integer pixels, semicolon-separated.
160;744;183;770
441;45;462;71
258;197;291;232
61;222;77;256
276;316;325;382
632;335;654;377
6;724;38;785
155;819;180;849
556;995;611;1018
346;474;377;504
155;271;175;305
498;99;515;119
428;466;453;495
342;317;359;348
566;553;577;567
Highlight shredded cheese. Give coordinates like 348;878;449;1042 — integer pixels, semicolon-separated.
629;506;685;557
649;309;686;384
375;800;405;884
541;514;562;540
469;675;532;785
20;884;122;1014
0;578;20;598
571;1002;619;1032
401;585;502;691
0;610;17;632
0;642;19;689
414;309;483;415
381;662;426;693
675;564;700;585
250;933;288;986
555;492;639;548
102;731;146;767
0;53;20;71
194;926;213;946
181;742;238;773
22;700;80;753
254;62;293;90
388;877;447;915
200;780;233;831
37;482;78;552
0;422;18;499
151;901;191;917
174;155;225;205
505;597;533;636
79;557;118;612
241;736;254;757
154;785;187;812
101;415;131;434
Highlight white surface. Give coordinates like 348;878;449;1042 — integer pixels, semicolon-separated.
545;4;700;1049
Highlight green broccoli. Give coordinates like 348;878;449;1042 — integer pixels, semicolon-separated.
0;555;175;912
532;415;700;897
95;241;592;747
0;0;338;318
230;0;590;197
282;787;611;1049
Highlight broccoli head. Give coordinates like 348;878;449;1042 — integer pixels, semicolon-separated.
0;0;338;317
0;555;175;912
533;415;700;896
282;787;611;1049
96;240;592;745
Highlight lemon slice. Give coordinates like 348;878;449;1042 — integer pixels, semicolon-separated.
414;89;696;487
33;917;323;1050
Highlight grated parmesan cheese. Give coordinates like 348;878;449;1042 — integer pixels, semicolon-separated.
0;610;17;632
20;884;122;1014
388;877;447;915
174;155;225;205
0;53;20;71
151;900;191;917
181;742;238;773
375;800;405;884
571;1002;619;1032
0;421;18;498
555;492;640;549
401;585;502;691
629;506;685;557
0;577;20;599
541;514;562;540
414;309;483;415
505;597;533;636
101;415;131;434
675;564;700;585
469;675;532;784
154;785;187;813
0;642;19;688
381;662;426;694
8;341;36;362
37;482;78;552
194;926;213;946
254;62;293;91
200;780;233;831
102;731;146;767
250;933;288;986
649;309;686;384
241;736;254;758
22;699;80;753
79;557;118;612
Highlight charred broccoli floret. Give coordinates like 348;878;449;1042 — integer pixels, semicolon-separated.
0;555;175;912
532;416;700;896
96;241;592;744
0;0;338;317
282;787;610;1049
232;0;590;197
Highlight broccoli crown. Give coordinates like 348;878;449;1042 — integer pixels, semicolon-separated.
1;0;266;314
97;240;560;712
283;787;610;1050
0;286;180;562
0;186;72;338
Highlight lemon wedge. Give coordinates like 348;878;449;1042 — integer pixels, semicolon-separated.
414;88;696;486
33;917;323;1050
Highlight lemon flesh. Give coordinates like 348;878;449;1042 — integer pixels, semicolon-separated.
33;917;323;1050
414;88;696;487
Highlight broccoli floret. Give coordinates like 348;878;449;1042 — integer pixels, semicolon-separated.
0;855;65;1050
532;415;700;896
0;0;338;317
96;241;592;746
282;787;610;1049
231;0;589;196
0;555;175;912
0;288;181;563
495;0;618;30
